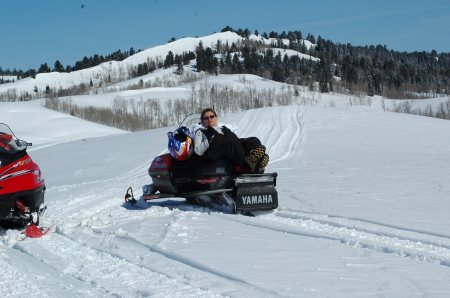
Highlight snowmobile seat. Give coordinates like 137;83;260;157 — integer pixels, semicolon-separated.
171;154;237;179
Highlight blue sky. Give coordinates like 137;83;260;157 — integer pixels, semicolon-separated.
1;0;450;71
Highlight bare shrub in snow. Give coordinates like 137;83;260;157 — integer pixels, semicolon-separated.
387;98;450;120
348;95;372;107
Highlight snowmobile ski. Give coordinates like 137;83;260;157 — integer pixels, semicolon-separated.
24;224;51;238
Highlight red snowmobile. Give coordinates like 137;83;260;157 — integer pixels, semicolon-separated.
0;123;46;231
126;114;278;215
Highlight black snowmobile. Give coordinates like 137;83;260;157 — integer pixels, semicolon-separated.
126;114;278;215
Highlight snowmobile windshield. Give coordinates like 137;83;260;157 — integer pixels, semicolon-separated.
0;123;28;154
179;113;201;128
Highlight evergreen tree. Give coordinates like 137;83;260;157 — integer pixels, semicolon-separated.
38;63;51;73
306;33;316;44
54;60;64;72
272;66;285;82
93;54;102;66
164;51;174;68
195;42;205;71
221;25;234;32
232;53;242;73
317;57;332;93
224;52;232;73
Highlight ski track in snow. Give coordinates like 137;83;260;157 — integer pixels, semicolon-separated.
5;208;286;297
232;106;304;164
2;244;104;297
267;107;304;164
6;202;450;298
22;203;450;298
216;209;450;268
11;231;225;298
47;158;153;227
60;226;286;298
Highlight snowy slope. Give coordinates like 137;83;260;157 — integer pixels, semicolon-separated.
0;101;126;149
0;31;319;97
51;71;310;113
0;32;237;94
2;101;450;297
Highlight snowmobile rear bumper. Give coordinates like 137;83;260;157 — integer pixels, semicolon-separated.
143;188;234;201
143;173;278;214
234;172;278;213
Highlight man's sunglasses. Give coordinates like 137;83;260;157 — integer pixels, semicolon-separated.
202;115;216;121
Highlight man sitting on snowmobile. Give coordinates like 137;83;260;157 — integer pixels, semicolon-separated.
193;108;269;173
141;111;278;214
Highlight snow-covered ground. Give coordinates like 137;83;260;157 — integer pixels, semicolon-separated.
0;101;125;150
0;76;16;82
1;98;450;297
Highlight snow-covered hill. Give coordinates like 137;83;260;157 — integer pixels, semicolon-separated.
0;31;318;97
2;97;450;297
0;101;125;150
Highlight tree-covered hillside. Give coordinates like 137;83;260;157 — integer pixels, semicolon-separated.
1;26;449;98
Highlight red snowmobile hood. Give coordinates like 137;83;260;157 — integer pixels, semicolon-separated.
0;154;45;196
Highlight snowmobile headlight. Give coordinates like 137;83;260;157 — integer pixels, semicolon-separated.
33;170;42;181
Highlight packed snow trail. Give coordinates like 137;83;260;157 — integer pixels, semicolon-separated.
226;106;304;163
218;209;450;267
12;232;227;298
